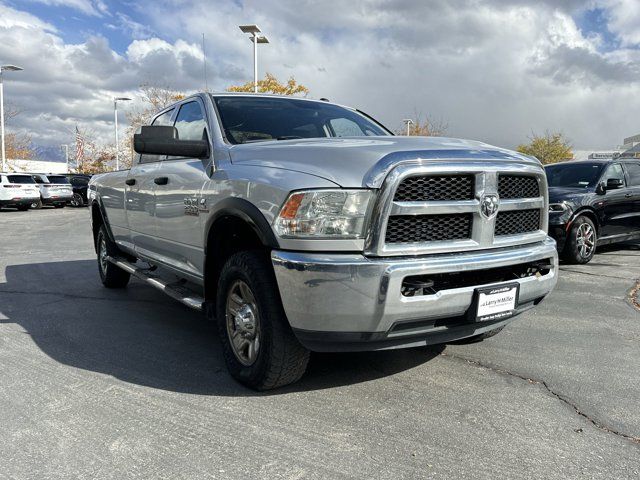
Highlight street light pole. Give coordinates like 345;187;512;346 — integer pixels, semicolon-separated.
0;65;23;172
403;118;414;136
239;25;269;93
113;97;131;171
61;144;69;172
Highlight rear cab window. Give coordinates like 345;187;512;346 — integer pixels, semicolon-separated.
139;108;175;164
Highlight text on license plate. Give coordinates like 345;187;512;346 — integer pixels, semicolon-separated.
476;285;518;321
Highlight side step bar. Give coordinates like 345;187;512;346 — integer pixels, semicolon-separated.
106;256;204;311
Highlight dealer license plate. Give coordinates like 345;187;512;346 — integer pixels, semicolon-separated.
475;283;519;322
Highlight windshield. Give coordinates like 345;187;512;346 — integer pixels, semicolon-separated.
7;175;36;184
47;175;70;184
213;96;391;144
545;162;605;188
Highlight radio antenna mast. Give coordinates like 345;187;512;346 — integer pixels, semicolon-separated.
202;33;208;91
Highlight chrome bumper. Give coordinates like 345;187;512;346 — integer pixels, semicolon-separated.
271;237;558;351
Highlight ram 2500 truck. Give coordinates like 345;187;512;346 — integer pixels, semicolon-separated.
89;93;558;390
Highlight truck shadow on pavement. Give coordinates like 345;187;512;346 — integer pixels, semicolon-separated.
0;260;443;396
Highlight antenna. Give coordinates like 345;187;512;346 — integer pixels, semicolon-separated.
202;33;208;92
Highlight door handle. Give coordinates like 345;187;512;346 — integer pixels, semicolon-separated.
125;178;136;186
154;177;169;185
625;193;632;198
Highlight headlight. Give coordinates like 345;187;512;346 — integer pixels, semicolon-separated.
275;189;373;239
549;202;571;214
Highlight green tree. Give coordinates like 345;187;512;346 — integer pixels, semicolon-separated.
517;132;573;164
227;73;309;96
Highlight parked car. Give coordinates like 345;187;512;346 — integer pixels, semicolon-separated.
31;173;74;208
546;159;640;263
89;93;558;390
0;172;40;210
65;174;92;207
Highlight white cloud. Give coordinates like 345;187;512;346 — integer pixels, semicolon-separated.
24;0;107;16
3;0;640;157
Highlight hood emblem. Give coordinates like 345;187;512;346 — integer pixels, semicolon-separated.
480;193;500;219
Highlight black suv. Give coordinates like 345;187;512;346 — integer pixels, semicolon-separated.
65;174;92;207
545;159;640;263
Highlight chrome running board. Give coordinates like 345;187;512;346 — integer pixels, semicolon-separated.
106;256;204;311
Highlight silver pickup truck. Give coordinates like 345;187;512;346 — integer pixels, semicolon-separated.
89;93;558;390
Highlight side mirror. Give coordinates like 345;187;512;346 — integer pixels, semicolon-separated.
606;178;624;190
133;126;209;158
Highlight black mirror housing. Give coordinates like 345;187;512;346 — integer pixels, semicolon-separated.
133;125;209;158
606;178;624;190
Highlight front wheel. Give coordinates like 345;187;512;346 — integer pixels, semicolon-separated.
97;226;131;288
216;251;309;390
562;216;597;264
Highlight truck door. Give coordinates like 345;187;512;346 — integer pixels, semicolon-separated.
599;163;634;238
151;99;211;280
125;107;175;256
622;161;640;232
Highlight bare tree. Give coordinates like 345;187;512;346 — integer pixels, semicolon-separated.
396;111;449;137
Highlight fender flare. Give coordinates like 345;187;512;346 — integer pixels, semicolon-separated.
566;207;600;232
204;197;280;251
91;196;116;245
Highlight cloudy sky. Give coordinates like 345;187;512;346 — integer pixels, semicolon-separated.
1;0;640;160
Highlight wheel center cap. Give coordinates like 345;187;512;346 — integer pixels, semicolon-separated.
234;304;256;336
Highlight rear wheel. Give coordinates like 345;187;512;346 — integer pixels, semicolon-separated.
97;225;131;288
216;251;309;390
31;198;43;209
562;216;596;264
70;193;84;207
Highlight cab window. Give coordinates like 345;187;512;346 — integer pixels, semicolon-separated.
601;164;625;186
174;101;207;141
624;162;640;186
139;108;175;164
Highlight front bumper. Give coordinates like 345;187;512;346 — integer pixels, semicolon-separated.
272;237;558;352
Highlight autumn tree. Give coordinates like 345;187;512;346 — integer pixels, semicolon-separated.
3;103;37;163
227;73;309;96
397;112;448;137
517;132;573;164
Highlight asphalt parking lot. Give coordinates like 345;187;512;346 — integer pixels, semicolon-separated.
0;207;639;479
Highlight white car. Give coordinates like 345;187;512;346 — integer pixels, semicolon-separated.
0;173;41;211
32;173;74;208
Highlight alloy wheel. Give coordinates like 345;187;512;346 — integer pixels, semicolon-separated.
225;280;261;366
576;222;595;259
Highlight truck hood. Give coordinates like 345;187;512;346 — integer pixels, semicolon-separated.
228;136;539;188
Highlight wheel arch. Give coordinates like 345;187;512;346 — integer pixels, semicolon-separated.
204;198;280;308
568;207;600;234
90;198;115;252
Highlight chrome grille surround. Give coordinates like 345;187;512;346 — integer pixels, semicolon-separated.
365;160;548;257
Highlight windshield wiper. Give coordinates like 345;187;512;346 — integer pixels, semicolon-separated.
242;136;304;144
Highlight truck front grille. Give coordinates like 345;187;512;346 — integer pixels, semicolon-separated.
394;175;474;201
367;161;548;256
498;175;540;199
495;209;541;236
385;214;472;243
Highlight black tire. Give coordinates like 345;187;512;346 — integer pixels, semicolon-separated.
70;193;84;207
31;198;43;209
562;215;597;264
96;225;131;288
452;326;504;344
216;251;310;390
16;205;30;211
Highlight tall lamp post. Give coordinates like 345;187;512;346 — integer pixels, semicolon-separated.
61;144;69;172
113;96;131;171
239;25;269;93
403;118;414;136
1;65;23;172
